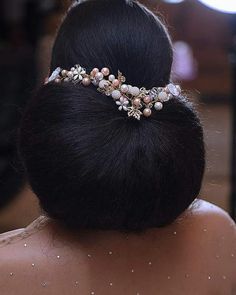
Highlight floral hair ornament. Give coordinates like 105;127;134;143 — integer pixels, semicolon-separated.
46;65;182;120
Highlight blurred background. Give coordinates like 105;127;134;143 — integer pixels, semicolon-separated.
0;0;235;232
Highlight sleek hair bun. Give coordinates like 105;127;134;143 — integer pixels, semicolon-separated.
19;0;205;231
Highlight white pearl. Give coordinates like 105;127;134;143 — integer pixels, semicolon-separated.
128;85;133;94
158;91;168;102
154;102;163;111
67;71;73;78
99;80;108;89
95;72;104;81
121;84;129;93
112;90;121;100
130;86;140;97
109;75;115;82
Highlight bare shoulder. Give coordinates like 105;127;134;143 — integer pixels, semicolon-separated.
182;199;236;284
187;199;236;230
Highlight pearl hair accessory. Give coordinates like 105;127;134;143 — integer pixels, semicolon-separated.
46;65;182;120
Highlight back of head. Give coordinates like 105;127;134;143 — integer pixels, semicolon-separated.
19;0;205;232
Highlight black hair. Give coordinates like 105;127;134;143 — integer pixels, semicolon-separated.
19;0;205;232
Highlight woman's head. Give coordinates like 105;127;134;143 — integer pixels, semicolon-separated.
19;0;205;231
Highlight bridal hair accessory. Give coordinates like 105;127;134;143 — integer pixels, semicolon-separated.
46;65;182;120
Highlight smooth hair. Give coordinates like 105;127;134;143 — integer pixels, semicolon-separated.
19;0;205;232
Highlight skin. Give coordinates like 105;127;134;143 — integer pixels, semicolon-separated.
0;199;235;295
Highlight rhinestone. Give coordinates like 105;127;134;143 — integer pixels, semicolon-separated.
167;276;171;280
131;269;134;273
41;282;47;287
167;83;181;96
87;254;92;258
231;253;235;257
148;261;152;265
208;276;211;280
108;251;113;255
222;276;227;280
31;263;35;267
24;243;27;247
173;231;177;235
75;281;79;285
149;87;159;100
91;292;95;295
10;272;14;276
109;282;113;286
57;255;60;259
203;228;207;232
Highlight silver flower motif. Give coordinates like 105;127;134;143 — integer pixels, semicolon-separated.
116;97;129;111
73;65;86;82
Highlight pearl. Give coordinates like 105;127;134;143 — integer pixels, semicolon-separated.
57;255;60;259
101;67;110;76
109;282;113;286
90;68;99;76
208;276;211;280
154;102;163;111
167;276;171;280
31;263;35;267
158;91;168;102
112;79;120;87
109;75;115;82
130;86;140;97
24;243;27;247
143;108;152;117
10;272;14;276
87;254;92;258
82;77;91;86
67;71;73;78
148;261;152;265
108;251;113;255
112;90;121;100
61;70;68;77
143;96;151;104
133;98;141;106
95;72;104;81
120;84;129;93
128;85;133;94
99;80;108;89
222;276;227;280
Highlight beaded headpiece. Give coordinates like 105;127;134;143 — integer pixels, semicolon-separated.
46;65;182;120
